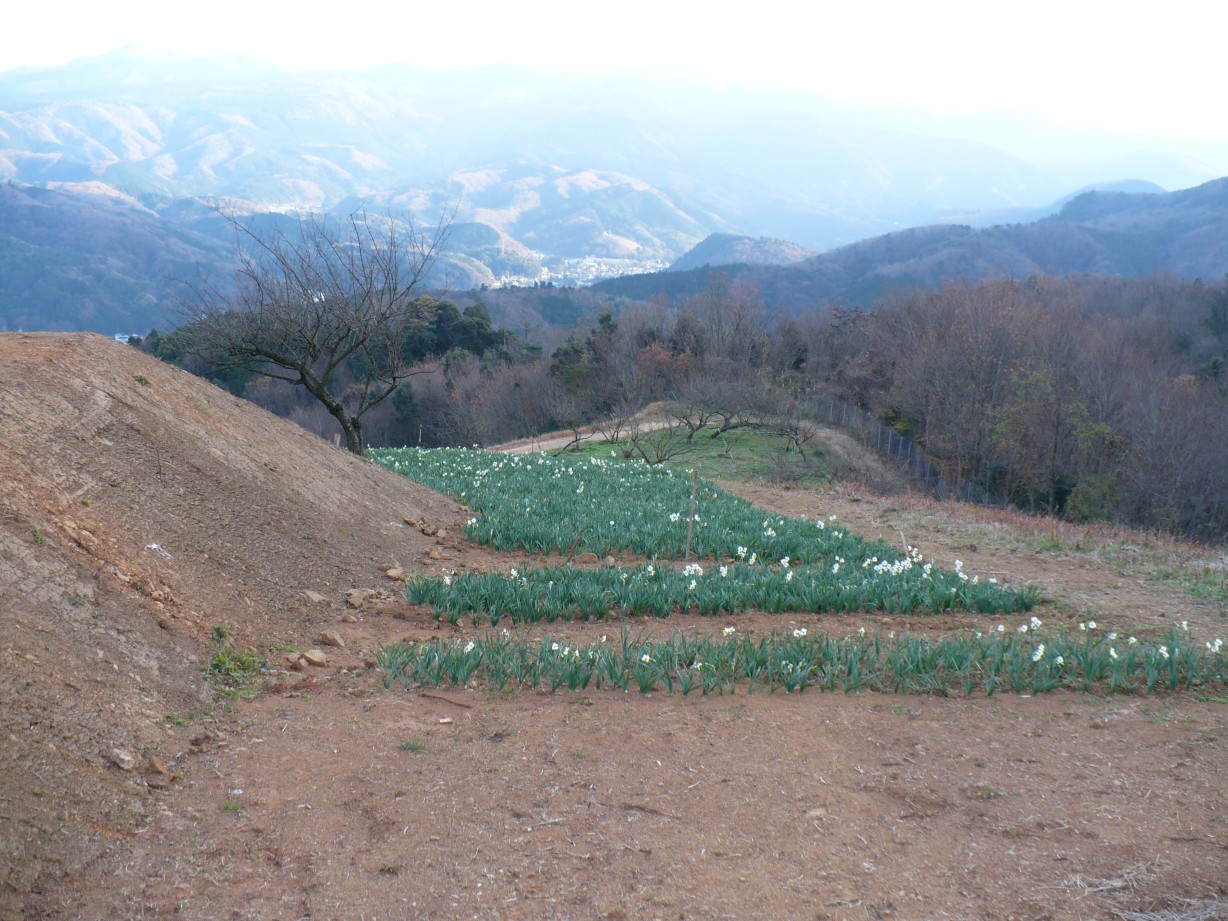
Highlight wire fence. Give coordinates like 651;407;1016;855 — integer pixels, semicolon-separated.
813;399;989;502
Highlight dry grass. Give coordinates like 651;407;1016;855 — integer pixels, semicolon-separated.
836;487;1228;607
1067;860;1159;896
1112;902;1228;921
1066;864;1228;921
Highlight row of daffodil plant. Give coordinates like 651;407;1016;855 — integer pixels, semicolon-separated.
377;623;1226;697
372;447;1039;620
406;558;1037;625
373;447;886;563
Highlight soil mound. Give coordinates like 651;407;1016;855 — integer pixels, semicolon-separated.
0;333;460;916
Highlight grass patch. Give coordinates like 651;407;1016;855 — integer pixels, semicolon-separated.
207;631;266;703
572;428;836;488
209;645;264;681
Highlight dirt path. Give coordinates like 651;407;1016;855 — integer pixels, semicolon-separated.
492;413;673;456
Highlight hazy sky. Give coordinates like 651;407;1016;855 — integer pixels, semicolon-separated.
2;0;1222;142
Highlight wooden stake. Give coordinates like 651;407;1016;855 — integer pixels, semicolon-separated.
685;470;698;560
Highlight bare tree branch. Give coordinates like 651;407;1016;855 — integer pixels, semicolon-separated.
178;207;452;455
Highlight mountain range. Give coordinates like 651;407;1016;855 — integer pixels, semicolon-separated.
599;177;1228;309
3;47;1228;332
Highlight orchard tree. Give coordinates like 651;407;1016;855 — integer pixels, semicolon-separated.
181;208;451;455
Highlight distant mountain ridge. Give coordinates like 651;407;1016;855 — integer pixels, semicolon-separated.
5;49;1228;332
4;176;1226;335
6;49;1222;265
669;234;814;271
0;182;548;332
598;178;1228;309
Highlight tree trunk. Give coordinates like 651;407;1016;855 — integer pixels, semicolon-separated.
337;413;364;456
305;375;366;455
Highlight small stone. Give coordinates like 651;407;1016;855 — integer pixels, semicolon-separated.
340;614;359;624
147;757;172;777
345;589;369;609
303;590;328;604
435;529;447;542
385;567;404;581
318;629;346;648
603;556;616;567
188;730;226;751
301;649;329;667
110;748;137;771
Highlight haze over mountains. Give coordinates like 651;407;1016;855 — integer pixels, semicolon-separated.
3;47;1227;333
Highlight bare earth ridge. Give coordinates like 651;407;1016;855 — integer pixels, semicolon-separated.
1;333;1224;921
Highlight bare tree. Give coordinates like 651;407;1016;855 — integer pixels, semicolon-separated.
673;363;767;439
592;395;641;445
180;208;451;455
627;417;696;465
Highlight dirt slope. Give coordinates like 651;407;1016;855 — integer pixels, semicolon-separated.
0;333;464;917
1;333;1225;921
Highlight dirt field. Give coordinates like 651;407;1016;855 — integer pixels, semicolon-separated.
2;333;1225;921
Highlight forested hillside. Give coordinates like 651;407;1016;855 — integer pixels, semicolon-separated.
0;183;230;332
265;272;1226;541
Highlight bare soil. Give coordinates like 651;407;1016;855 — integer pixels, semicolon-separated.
2;333;1225;921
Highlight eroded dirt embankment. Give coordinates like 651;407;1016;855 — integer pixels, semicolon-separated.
0;333;463;917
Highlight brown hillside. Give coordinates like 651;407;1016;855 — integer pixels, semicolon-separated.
0;333;462;915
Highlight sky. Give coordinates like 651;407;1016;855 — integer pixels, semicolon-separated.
2;0;1223;143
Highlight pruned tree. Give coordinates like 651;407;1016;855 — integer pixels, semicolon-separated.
180;208;451;455
627;417;696;465
592;395;640;445
672;363;767;440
